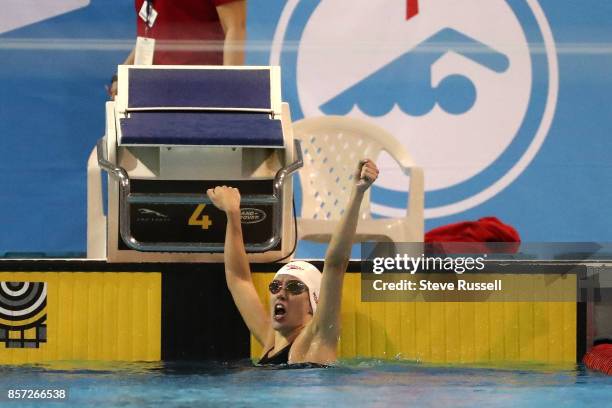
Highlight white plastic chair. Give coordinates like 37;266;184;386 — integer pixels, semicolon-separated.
292;116;424;243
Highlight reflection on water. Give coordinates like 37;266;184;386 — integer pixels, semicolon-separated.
1;359;611;407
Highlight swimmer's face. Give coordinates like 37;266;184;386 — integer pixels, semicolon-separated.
269;274;312;335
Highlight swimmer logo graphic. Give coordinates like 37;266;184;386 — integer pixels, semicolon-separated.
0;282;47;348
272;0;558;218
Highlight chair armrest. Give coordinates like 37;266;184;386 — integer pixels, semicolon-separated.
382;137;415;176
382;143;424;224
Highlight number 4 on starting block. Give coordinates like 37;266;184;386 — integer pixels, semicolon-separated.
189;204;213;229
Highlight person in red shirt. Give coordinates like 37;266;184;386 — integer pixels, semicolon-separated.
109;0;246;98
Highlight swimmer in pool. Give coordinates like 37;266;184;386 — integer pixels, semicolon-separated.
207;159;379;365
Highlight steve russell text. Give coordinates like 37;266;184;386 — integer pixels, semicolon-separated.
372;279;502;291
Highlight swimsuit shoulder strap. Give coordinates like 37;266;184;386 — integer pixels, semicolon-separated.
258;342;293;365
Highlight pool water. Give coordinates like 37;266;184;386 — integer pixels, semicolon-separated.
1;360;612;407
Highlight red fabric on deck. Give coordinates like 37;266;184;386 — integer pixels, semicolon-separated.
425;217;520;254
584;343;612;375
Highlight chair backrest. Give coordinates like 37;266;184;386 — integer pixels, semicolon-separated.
293;116;412;221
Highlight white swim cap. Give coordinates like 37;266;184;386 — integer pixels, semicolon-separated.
273;261;322;313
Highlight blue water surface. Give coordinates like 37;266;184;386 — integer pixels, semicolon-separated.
1;360;611;407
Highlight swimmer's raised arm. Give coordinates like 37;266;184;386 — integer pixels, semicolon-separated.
207;186;270;345
311;160;379;343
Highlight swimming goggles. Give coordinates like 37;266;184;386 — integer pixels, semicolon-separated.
268;280;307;295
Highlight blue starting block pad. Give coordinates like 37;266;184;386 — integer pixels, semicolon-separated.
127;68;272;110
116;66;283;147
120;112;283;147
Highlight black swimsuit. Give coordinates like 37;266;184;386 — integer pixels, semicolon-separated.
258;343;292;365
257;343;329;368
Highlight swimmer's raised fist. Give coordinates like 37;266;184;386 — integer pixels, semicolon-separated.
354;159;379;193
207;186;241;214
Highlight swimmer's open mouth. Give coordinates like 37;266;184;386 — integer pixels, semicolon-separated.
274;304;286;320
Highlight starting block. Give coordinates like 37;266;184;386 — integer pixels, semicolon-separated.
87;66;302;262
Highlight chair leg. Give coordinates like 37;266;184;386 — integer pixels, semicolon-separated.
87;147;106;259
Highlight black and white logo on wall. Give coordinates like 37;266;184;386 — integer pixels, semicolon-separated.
272;0;558;218
0;282;47;348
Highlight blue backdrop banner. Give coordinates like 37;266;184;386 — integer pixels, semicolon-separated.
0;0;610;257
